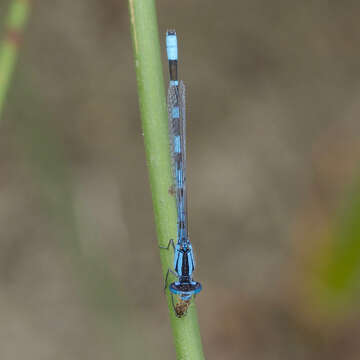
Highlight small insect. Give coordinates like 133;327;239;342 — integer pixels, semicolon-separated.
173;298;192;318
168;184;176;196
160;30;202;318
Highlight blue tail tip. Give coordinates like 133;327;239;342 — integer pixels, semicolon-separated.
166;30;178;61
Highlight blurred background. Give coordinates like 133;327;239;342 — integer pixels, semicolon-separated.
1;0;360;359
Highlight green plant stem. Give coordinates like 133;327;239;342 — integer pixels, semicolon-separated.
128;0;204;359
0;0;30;118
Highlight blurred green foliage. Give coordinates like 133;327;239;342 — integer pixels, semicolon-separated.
305;176;360;324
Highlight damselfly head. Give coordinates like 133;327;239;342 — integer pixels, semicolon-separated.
169;281;202;299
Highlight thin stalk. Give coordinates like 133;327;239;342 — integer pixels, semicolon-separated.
0;0;30;118
128;0;205;359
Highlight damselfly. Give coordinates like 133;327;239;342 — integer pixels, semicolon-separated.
161;30;202;318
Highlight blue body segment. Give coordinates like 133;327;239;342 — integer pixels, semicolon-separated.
166;32;178;61
164;30;202;315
